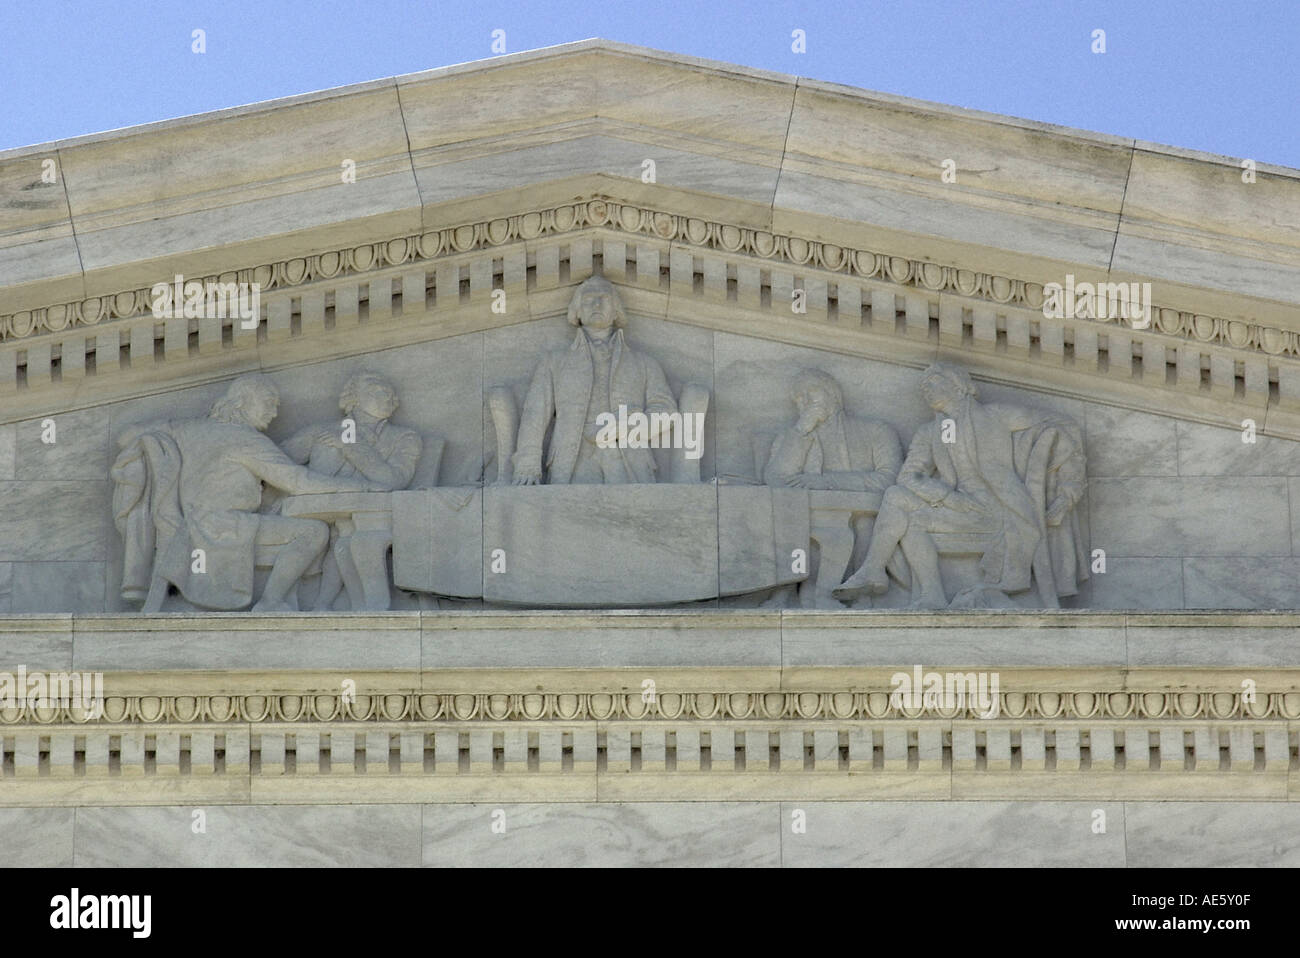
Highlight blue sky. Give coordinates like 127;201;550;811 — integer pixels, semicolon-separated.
2;0;1298;167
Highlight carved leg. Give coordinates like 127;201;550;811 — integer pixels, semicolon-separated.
837;497;908;597
253;519;329;612
806;520;857;608
333;519;364;610
899;528;946;608
313;527;345;611
347;530;394;611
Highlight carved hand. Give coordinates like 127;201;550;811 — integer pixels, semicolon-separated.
917;481;954;506
794;407;825;436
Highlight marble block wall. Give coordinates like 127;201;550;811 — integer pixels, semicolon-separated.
0;317;1296;612
7;801;1297;867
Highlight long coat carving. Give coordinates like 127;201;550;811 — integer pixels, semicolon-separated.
512;328;678;484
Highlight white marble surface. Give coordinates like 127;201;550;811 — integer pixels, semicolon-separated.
413;136;781;210
779;801;1126;867
0;609;1291;670
1126;624;1300;666
1085;405;1178;477
0;808;75;867
1112;234;1300;312
1124;802;1300;867
73;805;422;867
773;168;1121;270
13;407;110;480
1177;420;1300;476
72;615;422;671
0;481;109;562
76;170;422;280
1078;558;1184;610
1183;558;1300;609
9;800;1300;866
780;617;1128;667
10;561;105;613
422;612;782;668
0;233;82;293
422;802;779;867
0;425;14;480
0;616;72;669
1089;478;1291;556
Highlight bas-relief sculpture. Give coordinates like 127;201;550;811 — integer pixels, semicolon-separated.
111;376;380;613
756;368;901;608
278;373;422;611
512;275;678;486
763;368;902;493
835;364;1087;609
108;279;1089;612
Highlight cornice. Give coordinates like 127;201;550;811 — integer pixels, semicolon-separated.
4;189;1300;437
4;685;1297;726
4;194;1297;359
5;610;1298;802
3;707;1296;806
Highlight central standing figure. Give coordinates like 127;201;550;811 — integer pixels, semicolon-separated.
513;275;678;484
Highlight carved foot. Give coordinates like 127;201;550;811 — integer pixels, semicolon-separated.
832;566;889;599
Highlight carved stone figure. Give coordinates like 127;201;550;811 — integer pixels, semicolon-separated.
759;368;902;607
763;368;902;492
835;363;1086;609
280;372;422;610
283;373;421;490
111;375;377;613
512;275;678;484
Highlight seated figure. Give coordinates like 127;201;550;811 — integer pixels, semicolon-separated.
835;363;1086;609
759;368;902;607
281;372;422;610
763;368;901;492
111;375;378;612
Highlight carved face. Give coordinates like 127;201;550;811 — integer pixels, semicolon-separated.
921;375;958;412
247;388;279;431
578;288;616;330
358;382;398;420
793;386;831;430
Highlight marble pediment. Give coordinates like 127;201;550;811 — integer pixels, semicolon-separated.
4;41;1300;615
